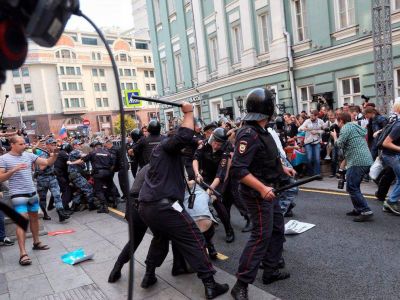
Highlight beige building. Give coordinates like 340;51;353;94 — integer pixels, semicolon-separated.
0;30;158;136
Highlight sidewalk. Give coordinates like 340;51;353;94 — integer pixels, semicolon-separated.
301;176;378;196
0;209;279;300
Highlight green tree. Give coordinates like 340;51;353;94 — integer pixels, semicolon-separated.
113;115;137;135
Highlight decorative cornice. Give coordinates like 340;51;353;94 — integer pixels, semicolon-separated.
331;25;359;41
292;40;312;53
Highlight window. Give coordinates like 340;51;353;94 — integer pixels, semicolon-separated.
134;83;138;89
92;52;96;60
55;51;60;58
27;101;34;111
80;98;86;107
99;69;105;76
124;69;132;76
92;68;98;76
68;82;78;91
174;52;184;85
14;84;22;94
132;69;136;76
154;0;161;24
62;82;67;90
336;0;355;30
135;42;149;49
190;45;198;79
209;36;218;72
293;0;308;42
148;56;152;63
18;102;25;112
24;84;31;93
82;37;98;45
144;70;149;77
97;53;101;60
126;83;133;90
94;83;100;91
78;82;83;90
339;76;361;106
151;84;156;91
70;98;80;107
232;25;243;64
396;0;400;10
12;69;20;77
59;66;65;75
161;60;169;89
103;98;109;107
121;83;125;90
21;67;29;77
101;83;107;91
167;0;175;14
76;67;81;75
96;98;102;107
144;56;147;63
298;85;315;113
150;70;154;77
146;84;151;91
119;68;123;76
61;49;71;58
66;67;75;75
64;98;69;108
120;53;127;62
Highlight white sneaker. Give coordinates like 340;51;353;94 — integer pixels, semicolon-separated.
0;237;14;246
324;155;331;160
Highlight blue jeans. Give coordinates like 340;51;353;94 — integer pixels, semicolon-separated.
381;154;400;204
346;166;371;212
305;143;321;176
0;210;5;240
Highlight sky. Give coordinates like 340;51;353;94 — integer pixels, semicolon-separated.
66;0;134;32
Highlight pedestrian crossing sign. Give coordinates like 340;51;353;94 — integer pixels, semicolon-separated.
124;89;142;108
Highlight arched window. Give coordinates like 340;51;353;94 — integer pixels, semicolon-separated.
55;49;77;59
67;118;82;125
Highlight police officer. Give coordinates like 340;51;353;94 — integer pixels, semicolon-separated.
193;127;235;243
104;139;125;203
132;120;164;168
127;128;142;178
138;102;229;299
36;138;70;222
83;140;115;213
54;142;73;212
230;88;295;300
182;119;204;180
67;140;98;211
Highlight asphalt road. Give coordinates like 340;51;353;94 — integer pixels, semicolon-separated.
113;173;399;300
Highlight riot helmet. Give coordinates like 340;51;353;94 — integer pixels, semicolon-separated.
61;142;73;153
130;128;142;142
147;120;161;135
208;127;227;144
243;88;275;121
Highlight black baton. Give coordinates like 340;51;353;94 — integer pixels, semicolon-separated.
131;95;182;107
0;202;29;231
273;175;322;194
199;181;222;198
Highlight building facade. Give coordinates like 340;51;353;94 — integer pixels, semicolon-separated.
145;0;400;130
0;30;158;136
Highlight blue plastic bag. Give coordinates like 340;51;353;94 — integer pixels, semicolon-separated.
61;248;93;265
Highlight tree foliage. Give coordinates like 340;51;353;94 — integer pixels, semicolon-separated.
113;115;137;135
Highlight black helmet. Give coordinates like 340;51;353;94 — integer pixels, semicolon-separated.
275;116;284;130
243;88;275;121
203;121;218;132
130;128;142;142
209;127;227;144
147;120;161;135
61;143;73;153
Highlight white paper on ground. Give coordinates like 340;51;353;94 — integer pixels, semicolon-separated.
285;220;315;235
72;254;94;265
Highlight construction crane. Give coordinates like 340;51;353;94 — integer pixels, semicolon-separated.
372;0;394;114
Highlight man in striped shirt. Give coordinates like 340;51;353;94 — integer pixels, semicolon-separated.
0;136;59;266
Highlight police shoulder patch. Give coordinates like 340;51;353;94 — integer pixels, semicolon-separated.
238;141;247;154
220;158;227;167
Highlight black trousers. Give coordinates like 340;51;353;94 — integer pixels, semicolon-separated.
118;169;128;198
93;174;115;206
376;166;395;199
237;191;284;284
56;174;72;208
223;176;248;217
130;160;139;178
139;200;216;279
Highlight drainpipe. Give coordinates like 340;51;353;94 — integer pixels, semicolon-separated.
283;30;298;115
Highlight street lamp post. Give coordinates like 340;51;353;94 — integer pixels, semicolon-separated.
236;96;244;118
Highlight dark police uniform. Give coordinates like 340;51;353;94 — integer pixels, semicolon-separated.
138;127;216;280
54;148;72;208
107;143;127;200
84;147;115;211
231;123;286;284
182;132;204;180
132;134;164;168
127;140;139;178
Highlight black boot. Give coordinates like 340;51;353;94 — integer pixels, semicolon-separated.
231;280;248;300
202;276;229;299
141;266;157;288
262;269;290;285
40;204;51;220
108;262;123;283
57;209;70;222
203;226;218;259
206;243;218;260
97;205;109;214
241;215;253;233
64;208;74;216
71;202;83;212
88;202;99;211
225;226;235;243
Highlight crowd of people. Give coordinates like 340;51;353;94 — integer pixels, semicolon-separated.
0;88;399;299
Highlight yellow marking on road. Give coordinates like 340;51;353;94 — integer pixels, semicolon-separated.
108;207;126;218
108;207;230;260
299;188;376;199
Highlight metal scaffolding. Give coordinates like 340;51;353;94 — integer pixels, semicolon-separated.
373;0;394;114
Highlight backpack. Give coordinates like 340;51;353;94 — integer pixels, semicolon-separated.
376;120;400;149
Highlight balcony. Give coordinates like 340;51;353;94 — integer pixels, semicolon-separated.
62;106;88;115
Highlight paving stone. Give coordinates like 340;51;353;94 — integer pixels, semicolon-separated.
36;284;107;300
55;229;104;248
65;239;121;265
5;263;42;281
8;273;53;300
0;274;7;295
0;293;10;300
45;265;93;293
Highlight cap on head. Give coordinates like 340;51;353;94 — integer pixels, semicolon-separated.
72;140;82;146
45;138;57;145
243;88;275;121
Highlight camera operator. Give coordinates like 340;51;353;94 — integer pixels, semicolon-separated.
331;112;374;222
324;111;341;177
